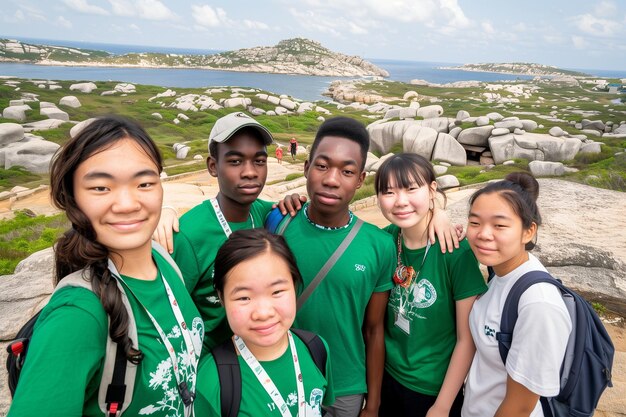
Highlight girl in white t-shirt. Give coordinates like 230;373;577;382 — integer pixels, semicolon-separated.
462;172;572;417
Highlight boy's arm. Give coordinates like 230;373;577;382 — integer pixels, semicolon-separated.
274;193;307;217
428;207;464;254
153;206;179;253
360;290;389;417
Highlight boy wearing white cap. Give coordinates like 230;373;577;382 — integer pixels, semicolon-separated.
163;112;277;351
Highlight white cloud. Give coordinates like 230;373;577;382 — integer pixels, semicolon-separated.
18;4;47;21
594;1;617;17
243;19;269;30
572;35;590;49
108;0;134;17
129;23;141;32
192;5;227;27
512;22;527;32
14;9;25;21
136;0;175;21
348;22;368;35
481;21;495;34
107;0;175;20
63;0;109;16
56;16;73;29
571;13;621;37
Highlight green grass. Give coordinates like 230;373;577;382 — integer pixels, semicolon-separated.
285;173;305;181
0;212;68;275
351;175;376;202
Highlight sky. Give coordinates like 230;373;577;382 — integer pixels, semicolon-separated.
1;0;625;71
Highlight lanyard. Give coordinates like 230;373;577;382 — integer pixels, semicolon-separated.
396;232;431;317
210;197;254;237
117;271;198;416
234;331;305;417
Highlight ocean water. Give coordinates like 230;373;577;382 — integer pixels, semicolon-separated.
1;38;625;101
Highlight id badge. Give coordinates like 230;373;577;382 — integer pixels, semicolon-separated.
395;313;411;335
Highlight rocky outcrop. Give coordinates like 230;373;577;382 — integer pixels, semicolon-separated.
1;38;388;78
0;133;60;173
69;82;97;93
488;132;582;164
202;38;389;77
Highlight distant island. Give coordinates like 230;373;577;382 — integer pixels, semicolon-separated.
0;37;388;77
440;62;590;77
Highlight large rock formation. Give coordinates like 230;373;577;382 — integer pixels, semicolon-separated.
489;132;582;164
0;133;61;173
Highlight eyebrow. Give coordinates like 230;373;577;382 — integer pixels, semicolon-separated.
82;169;159;180
223;150;268;158
314;154;358;167
468;211;512;220
229;278;290;294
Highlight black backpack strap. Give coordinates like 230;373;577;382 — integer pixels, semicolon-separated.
496;270;560;364
291;328;327;377
212;340;241;417
104;343;128;417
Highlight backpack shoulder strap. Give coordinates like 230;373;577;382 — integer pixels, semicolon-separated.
59;266;138;417
212;340;241;417
496;270;560;365
151;240;184;285
291;328;327;377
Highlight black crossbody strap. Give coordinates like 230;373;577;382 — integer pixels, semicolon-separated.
296;218;363;311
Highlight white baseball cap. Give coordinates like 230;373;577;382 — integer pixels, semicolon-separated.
208;112;273;152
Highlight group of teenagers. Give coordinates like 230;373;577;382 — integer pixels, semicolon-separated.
7;111;572;417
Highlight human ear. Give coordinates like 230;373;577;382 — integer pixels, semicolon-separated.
303;160;310;178
207;156;218;178
356;171;366;189
522;222;538;245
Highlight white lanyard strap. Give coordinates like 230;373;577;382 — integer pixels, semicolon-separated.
210;197;254;238
117;272;198;415
234;331;305;417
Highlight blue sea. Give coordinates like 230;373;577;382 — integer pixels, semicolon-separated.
1;38;625;101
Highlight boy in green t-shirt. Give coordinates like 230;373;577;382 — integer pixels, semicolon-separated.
283;117;395;417
155;112;276;351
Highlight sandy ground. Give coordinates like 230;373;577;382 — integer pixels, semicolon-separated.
1;160;625;415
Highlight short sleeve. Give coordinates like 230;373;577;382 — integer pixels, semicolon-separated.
8;288;107;417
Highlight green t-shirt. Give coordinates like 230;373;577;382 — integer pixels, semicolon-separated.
383;224;487;395
173;198;274;351
194;332;335;417
285;210;396;397
8;249;204;417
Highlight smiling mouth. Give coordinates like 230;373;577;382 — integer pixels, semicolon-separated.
251;323;278;334
109;219;145;231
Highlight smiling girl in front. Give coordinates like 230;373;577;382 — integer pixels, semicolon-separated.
195;228;334;416
462;172;572;417
8;116;203;417
376;154;487;417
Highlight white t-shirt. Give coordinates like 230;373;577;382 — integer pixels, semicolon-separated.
462;254;572;417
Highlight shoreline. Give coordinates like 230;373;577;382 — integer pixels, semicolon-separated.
0;58;386;78
438;66;565;78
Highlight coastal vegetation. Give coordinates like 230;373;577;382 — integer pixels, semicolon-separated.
440;62;590;77
0;38;388;77
1;66;625;274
